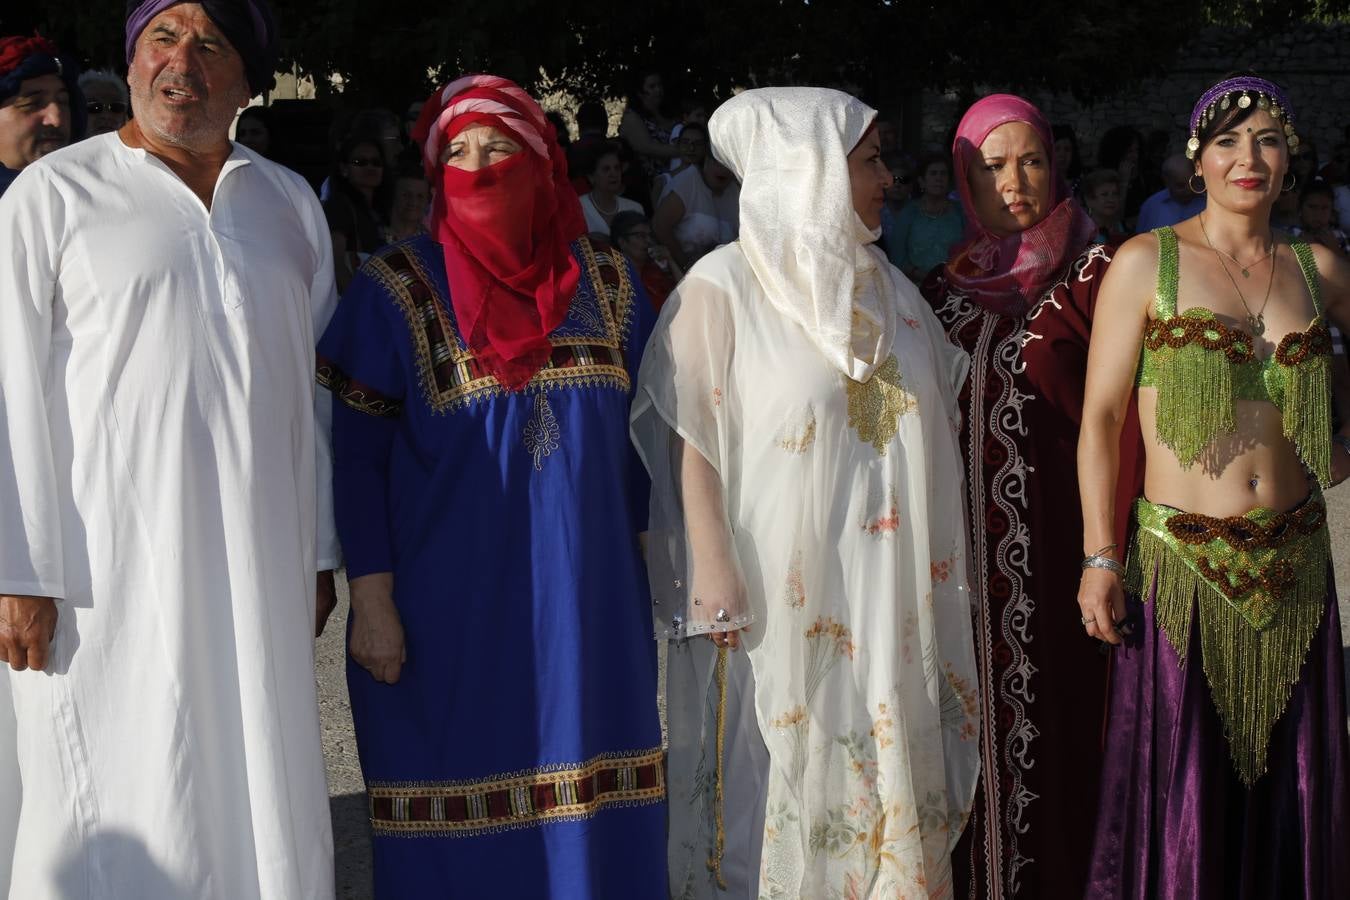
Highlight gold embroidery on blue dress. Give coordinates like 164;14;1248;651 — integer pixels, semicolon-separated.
845;355;917;455
523;393;561;470
368;236;635;414
364;746;665;838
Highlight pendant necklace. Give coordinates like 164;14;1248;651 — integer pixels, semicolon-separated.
1199;213;1277;336
1198;212;1275;278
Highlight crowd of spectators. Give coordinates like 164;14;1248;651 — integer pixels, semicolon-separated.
231;75;1350;290
24;65;1350;296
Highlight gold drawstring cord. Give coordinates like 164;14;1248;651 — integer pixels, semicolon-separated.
706;645;729;889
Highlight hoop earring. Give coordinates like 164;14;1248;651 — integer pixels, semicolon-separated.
1282;172;1297;193
1188;173;1207;195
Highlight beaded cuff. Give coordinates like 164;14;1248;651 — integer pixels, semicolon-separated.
1126;495;1329;786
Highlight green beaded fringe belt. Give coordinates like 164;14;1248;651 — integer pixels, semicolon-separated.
1125;493;1329;786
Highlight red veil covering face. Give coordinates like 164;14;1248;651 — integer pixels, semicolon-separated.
946;94;1096;316
411;74;587;390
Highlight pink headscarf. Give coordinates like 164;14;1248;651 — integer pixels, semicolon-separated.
946;94;1096;316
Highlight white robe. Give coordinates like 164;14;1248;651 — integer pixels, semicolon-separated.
0;134;338;899
634;243;980;899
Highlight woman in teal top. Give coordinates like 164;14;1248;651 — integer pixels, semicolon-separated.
887;153;964;281
1076;75;1350;898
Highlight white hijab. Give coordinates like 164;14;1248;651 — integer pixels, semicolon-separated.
709;87;899;382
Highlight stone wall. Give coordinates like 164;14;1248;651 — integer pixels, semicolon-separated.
916;21;1350;167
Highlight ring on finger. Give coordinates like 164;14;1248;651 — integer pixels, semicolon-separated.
1080;615;1093;625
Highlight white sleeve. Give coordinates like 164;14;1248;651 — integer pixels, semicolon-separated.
631;273;751;639
303;185;341;571
0;169;67;598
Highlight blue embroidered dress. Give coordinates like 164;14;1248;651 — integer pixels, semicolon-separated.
317;233;666;898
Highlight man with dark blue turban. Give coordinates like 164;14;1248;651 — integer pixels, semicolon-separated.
0;35;83;197
0;3;340;897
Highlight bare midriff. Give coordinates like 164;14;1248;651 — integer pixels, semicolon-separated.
1138;387;1312;516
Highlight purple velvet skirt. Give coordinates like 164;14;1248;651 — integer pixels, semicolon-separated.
1086;571;1350;900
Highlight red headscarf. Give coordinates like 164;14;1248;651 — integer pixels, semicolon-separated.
411;74;586;390
946;94;1096;316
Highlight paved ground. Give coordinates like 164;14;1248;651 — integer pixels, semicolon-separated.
319;482;1350;899
315;579;370;900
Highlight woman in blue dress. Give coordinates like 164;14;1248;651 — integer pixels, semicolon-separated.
317;74;666;899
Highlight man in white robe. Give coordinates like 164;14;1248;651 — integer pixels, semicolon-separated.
0;2;338;896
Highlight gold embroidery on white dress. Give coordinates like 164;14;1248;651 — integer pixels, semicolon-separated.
845;355;917;455
775;406;818;454
523;393;561;470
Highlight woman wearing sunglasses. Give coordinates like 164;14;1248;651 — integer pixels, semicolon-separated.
77;69;128;137
324;129;392;290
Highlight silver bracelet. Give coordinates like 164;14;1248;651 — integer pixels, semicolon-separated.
1081;554;1125;577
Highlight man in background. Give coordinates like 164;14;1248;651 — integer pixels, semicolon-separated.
0;34;81;197
1135;152;1206;231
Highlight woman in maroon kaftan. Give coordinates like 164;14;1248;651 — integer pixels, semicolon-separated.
920;94;1143;900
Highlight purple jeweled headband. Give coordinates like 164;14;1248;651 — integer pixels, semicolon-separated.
1186;75;1300;159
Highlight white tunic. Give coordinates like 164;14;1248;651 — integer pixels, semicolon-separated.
634;243;980;899
0;134;338;899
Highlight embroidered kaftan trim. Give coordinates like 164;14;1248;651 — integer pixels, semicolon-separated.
367;747;665;838
364;236;636;414
931;246;1110;896
522;393;561;470
317;355;402;417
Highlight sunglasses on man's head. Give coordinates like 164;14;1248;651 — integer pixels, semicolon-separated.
87;101;127;115
347;157;382;168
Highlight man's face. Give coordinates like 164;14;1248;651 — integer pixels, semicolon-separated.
126;3;250;152
0;73;70;170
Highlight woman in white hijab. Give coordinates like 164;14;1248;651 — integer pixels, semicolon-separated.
632;88;980;899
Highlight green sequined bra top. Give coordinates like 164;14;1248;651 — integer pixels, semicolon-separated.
1135;226;1332;485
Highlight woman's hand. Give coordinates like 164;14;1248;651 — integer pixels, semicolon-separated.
707;623;750;651
1077;568;1125;646
348;572;405;684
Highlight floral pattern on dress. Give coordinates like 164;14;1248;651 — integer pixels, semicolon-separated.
804;617;856;702
775;406;818;454
784;551;806;609
931;557;952;584
861;488;901;538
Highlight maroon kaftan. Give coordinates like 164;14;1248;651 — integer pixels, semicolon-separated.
922;244;1143;900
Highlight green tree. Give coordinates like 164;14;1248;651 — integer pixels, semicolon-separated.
10;0;1349;110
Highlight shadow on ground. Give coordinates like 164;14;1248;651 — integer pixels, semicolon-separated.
331;792;372;900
